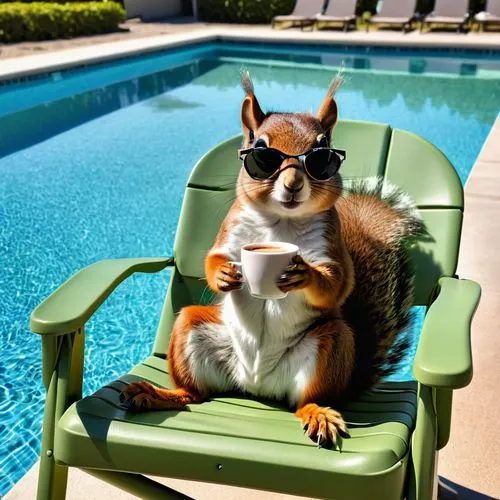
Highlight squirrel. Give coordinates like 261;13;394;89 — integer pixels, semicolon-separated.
120;72;423;447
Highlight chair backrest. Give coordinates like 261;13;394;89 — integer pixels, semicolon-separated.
434;0;469;17
152;120;463;356
291;0;325;16
323;0;357;17
379;0;417;18
487;0;500;16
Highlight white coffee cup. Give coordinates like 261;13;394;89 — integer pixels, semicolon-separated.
236;242;299;300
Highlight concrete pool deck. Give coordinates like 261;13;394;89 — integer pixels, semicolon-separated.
3;22;500;500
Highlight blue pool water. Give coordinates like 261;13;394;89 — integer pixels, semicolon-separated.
1;41;499;495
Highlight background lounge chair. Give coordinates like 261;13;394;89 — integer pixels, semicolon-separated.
272;0;325;29
315;0;357;32
421;0;471;33
475;0;500;31
366;0;417;33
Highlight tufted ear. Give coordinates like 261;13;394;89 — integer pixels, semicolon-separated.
241;71;265;143
317;74;343;139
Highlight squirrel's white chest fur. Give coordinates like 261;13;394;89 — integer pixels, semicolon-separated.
214;205;333;404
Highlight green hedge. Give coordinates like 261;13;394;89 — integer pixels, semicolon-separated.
199;0;295;24
0;0;119;2
0;2;125;42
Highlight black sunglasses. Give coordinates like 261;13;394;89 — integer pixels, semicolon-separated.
238;146;346;182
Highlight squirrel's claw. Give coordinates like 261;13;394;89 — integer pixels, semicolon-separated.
215;262;243;293
296;404;348;450
277;255;312;292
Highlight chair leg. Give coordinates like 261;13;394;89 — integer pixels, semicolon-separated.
37;334;79;500
408;384;438;500
37;452;68;500
433;452;440;500
37;371;68;500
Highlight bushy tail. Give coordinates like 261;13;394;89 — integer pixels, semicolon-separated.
337;177;425;392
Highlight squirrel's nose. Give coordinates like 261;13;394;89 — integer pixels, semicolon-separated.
284;179;304;193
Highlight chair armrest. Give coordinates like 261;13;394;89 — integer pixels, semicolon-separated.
413;277;481;389
30;257;174;335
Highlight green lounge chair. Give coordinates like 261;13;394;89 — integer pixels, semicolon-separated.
31;120;481;500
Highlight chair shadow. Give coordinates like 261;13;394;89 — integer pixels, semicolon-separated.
422;26;469;34
75;376;186;463
439;477;498;500
369;26;415;33
409;223;447;304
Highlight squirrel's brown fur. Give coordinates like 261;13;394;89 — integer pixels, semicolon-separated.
337;178;423;395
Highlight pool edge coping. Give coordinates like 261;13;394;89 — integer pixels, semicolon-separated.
1;26;500;82
0;30;219;82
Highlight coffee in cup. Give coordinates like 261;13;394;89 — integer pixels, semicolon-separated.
247;244;290;253
238;242;299;299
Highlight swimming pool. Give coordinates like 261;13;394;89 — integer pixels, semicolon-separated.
1;41;499;495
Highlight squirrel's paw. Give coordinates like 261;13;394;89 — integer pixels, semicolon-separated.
119;381;193;411
120;381;159;410
277;255;312;293
296;403;349;448
215;262;243;293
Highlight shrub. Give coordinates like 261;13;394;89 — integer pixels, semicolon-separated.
0;0;118;2
0;2;125;42
0;0;124;3
198;0;295;24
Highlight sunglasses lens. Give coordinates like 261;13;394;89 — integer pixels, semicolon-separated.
244;148;282;180
305;149;342;181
